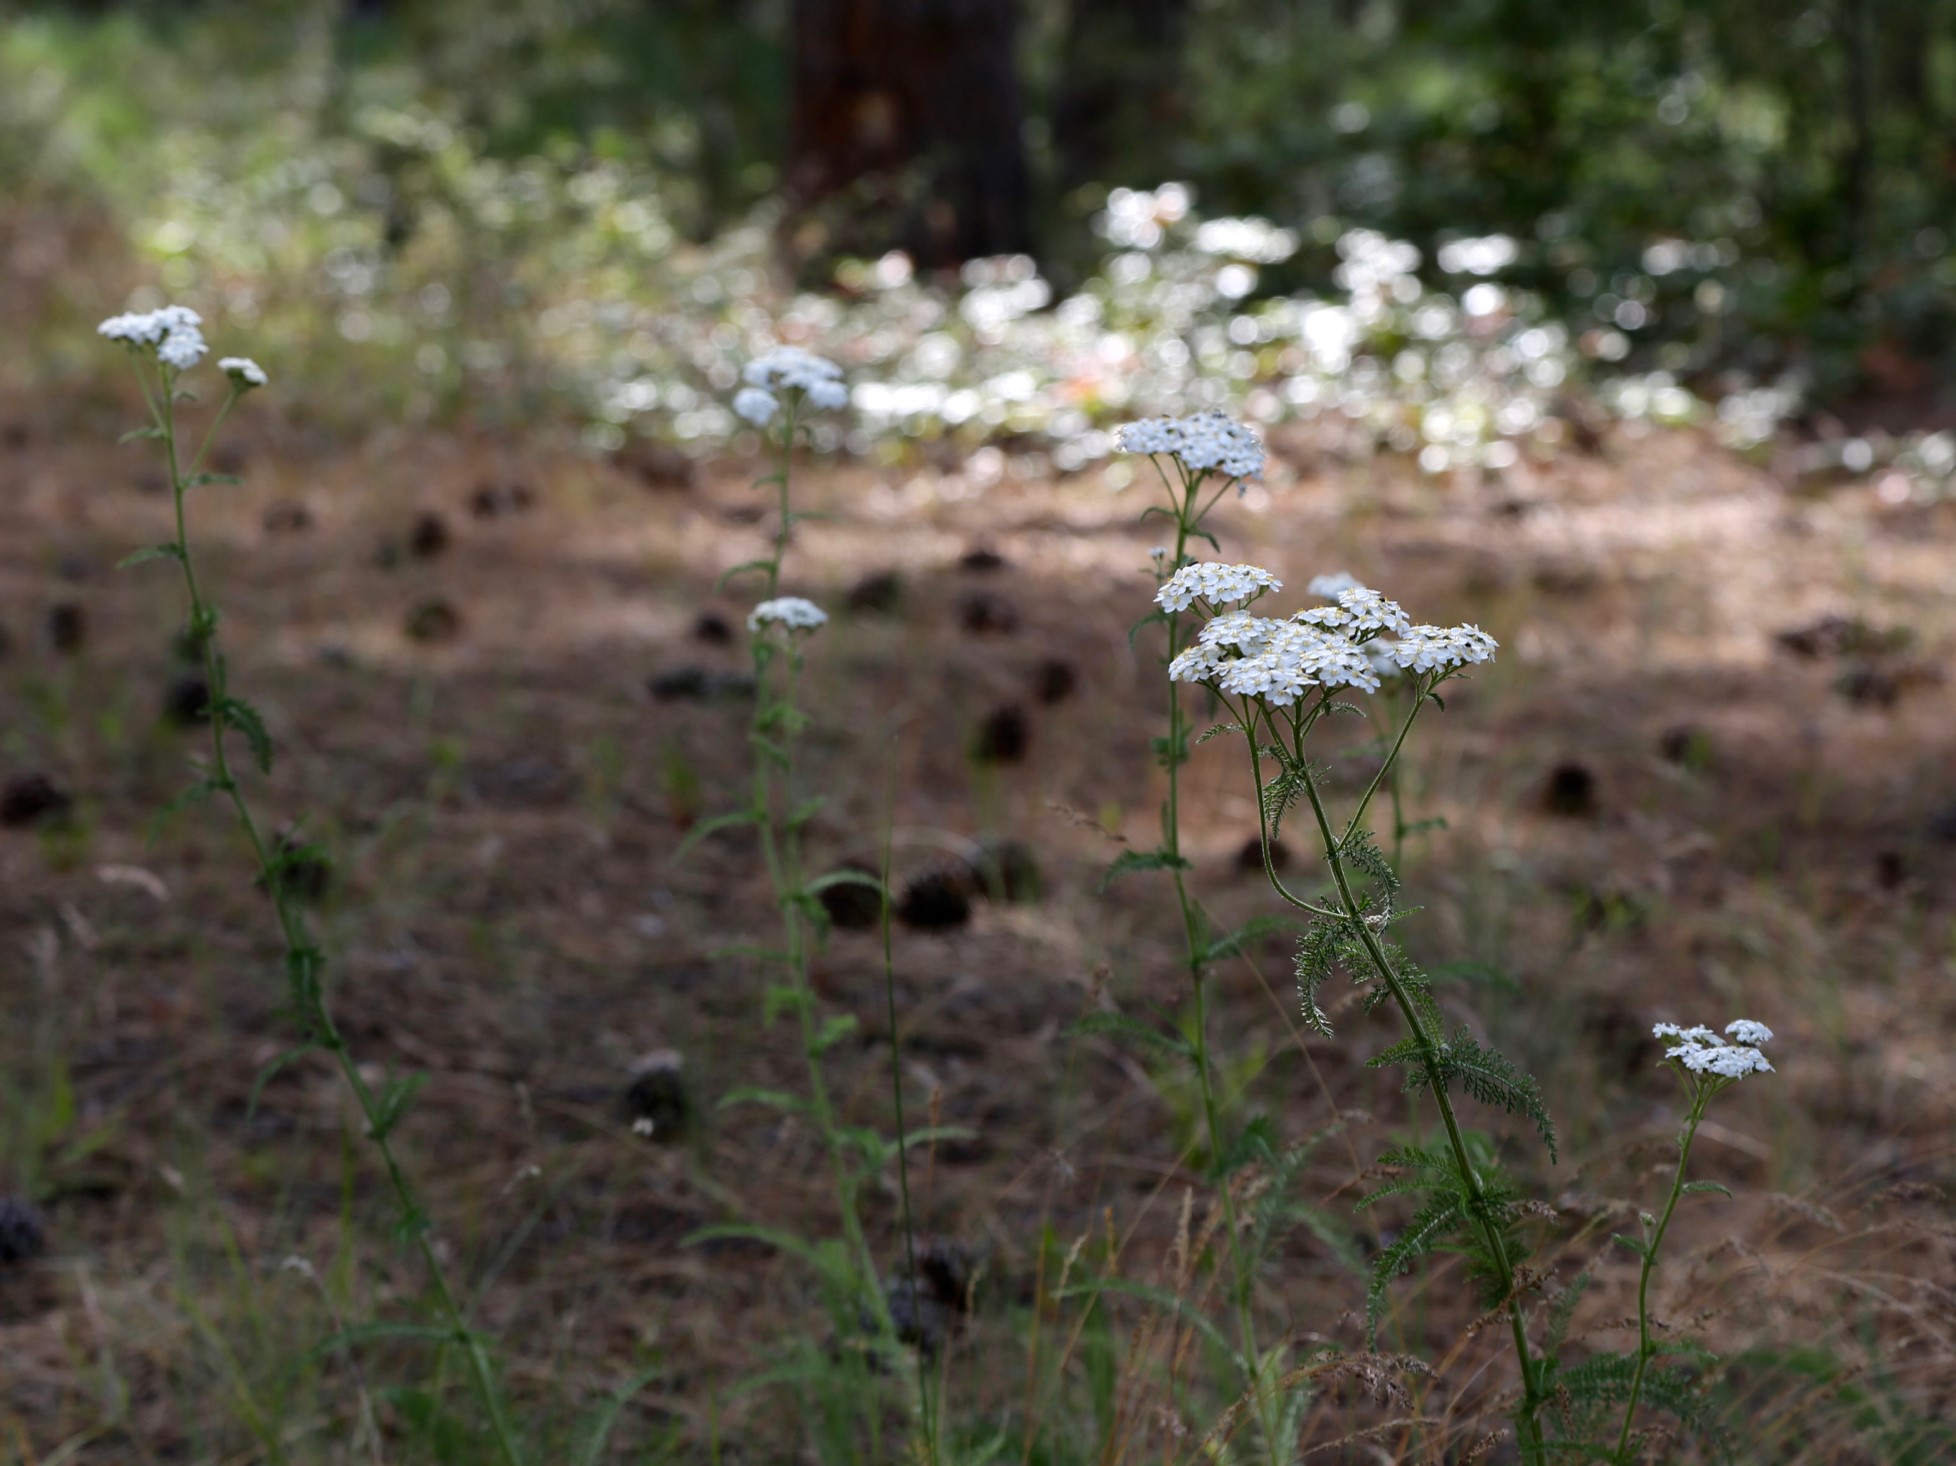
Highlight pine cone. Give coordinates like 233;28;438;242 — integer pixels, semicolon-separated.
0;1196;46;1265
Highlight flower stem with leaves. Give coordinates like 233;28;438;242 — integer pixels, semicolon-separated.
1117;414;1282;1460
704;352;923;1453
1157;561;1551;1458
1612;1022;1775;1461
104;315;523;1466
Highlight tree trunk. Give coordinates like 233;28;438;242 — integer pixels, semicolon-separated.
789;0;1031;266
1050;0;1191;198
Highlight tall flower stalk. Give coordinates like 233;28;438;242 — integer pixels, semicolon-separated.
722;348;877;1279
1611;1021;1776;1462
695;350;921;1453
1157;561;1556;1458
100;308;523;1465
1111;413;1284;1458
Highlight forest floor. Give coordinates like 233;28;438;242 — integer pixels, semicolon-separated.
3;385;1955;1462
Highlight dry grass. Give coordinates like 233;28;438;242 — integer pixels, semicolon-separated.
3;380;1955;1463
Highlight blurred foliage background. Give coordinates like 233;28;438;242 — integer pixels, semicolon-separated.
5;0;1954;456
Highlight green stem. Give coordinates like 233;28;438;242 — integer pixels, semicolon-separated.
1289;741;1546;1458
153;375;523;1466
1155;468;1279;1462
764;400;800;600
743;408;901;1455
880;755;938;1464
1341;682;1427;850
1613;1087;1710;1461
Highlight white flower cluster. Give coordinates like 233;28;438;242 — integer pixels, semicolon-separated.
1654;1020;1775;1079
1169;613;1384;703
1295;586;1412;637
99;305;207;370
1154;560;1280;613
736;348;849;425
1387;623;1499;674
1165;567;1500;704
1116;409;1265;480
219;356;268;390
733;387;778;425
747;596;829;634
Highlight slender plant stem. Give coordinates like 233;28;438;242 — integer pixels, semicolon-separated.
880;751;938;1464
150;371;523;1466
1342;693;1426;851
1285;745;1547;1457
741;395;914;1459
1613;1087;1710;1460
1154;470;1279;1462
764;401;800;600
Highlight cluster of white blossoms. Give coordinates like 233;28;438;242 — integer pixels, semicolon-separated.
1161;565;1500;704
1153;560;1281;612
1654;1020;1776;1079
1170;611;1385;702
1116;409;1266;480
747;596;829;634
219;356;268;390
1296;586;1413;637
1390;622;1499;674
99;305;207;370
735;347;849;425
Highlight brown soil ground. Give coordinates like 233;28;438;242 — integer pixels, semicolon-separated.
2;387;1954;1463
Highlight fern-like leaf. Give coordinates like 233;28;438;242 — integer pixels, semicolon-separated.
1294;915;1343;1036
1098;847;1192;890
1441;1029;1559;1161
1260;766;1309;839
1337;828;1400;892
1366;1190;1465;1339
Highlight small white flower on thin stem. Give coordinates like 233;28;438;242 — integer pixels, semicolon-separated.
1155;560;1280;613
156;327;208;370
219;357;268;390
804;379;848;411
748;596;829;634
1652;1023;1720;1044
733;386;779;425
1654;1018;1776;1080
1116;409;1265;481
98;304;204;347
743;347;848;410
1390;623;1499;674
99;312;164;345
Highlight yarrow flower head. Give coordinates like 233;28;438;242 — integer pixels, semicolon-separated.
1169;613;1385;703
733;386;779;426
1654;1019;1775;1080
1116;410;1265;481
1386;623;1499;674
1154;560;1280;613
743;347;848;411
1163;570;1500;709
747;596;829;635
218;357;267;391
1295;586;1412;638
100;304;206;370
